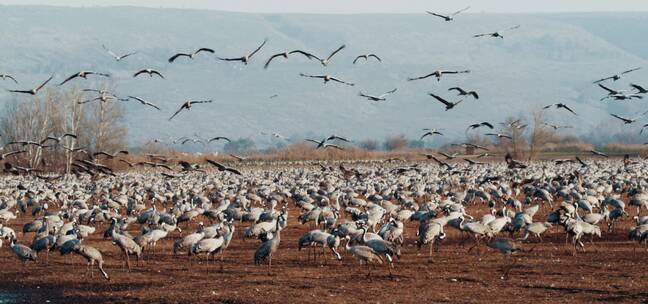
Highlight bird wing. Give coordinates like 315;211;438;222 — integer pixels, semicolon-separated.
324;144;344;150
264;53;285;69
428;93;451;106
299;73;323;79
473;33;492;38
482;122;494;129
133;70;146;77
8;90;33;94
426;11;449;19
630;83;647;92
196;48;215;54
382;88;398;96
621;67;641;75
169;105;186;121
329;77;354;86
368;54;382;62
610;113;629;122
151;70;165;79
562;104;577;115
102;45;118;58
452;6;470;16
35;75;54;92
59;73;80;86
225;167;242;175
119;51;137;59
408;73;435;81
503;25;521;31
448;87;465;94
594;76;615;84
2;150;26;158
326;45;346;61
305;139;322;145
248;39;268;58
189;100;212;105
289;50;319;60
168;53;190;63
329;135;350;142
598;83;618;94
542;104;554;109
352;55;366;64
2;75;18;84
205;159;227;170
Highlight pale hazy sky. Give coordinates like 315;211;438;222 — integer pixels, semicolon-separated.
0;0;647;14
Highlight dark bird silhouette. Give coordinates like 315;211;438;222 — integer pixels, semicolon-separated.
228;153;247;161
218;39;267;64
353;54;381;64
300;74;354;86
359;88;397;101
485;133;513;140
102;45;137;62
0;74;18;84
169;100;213;120
305;138;326;148
408;70;470;82
467;122;494;131
589;150;609;158
124;96;161;110
610;113;643;124
420;130;443;140
41;133;77;145
206;159;242;175
428;93;462;110
449;87;479;99
543;103;577;115
168;48;215;63
327;135;351;143
264;50;317;69
133;69;165;79
59;71;110;86
505;153;527;169
93;150;129;159
426;6;470;21
208;136;231;143
8;75;54;95
474;25;520;39
593;67;641;83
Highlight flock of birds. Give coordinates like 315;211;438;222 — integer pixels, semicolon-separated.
0;7;647;287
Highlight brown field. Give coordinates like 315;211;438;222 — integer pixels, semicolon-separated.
2;200;648;304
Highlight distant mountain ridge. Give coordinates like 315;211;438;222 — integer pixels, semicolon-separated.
0;6;646;148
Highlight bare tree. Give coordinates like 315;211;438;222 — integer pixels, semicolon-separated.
527;111;557;160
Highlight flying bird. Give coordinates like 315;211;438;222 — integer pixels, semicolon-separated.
426;6;470;21
474;25;520;39
41;133;77;145
485;133;513;140
359;88;397;101
542;103;577;115
208;136;231;143
467;122;494;131
93;150;129;159
593;67;641;84
299;74;354;86
102;45;137;62
353;54;382;64
123;96;161;110
316;45;346;66
542;122;572;130
59;71;110;86
408;70;470;82
610;113;642;124
589;150;609;158
327;135;351;143
217;39;267;64
448;87;479;99
420;130;443;140
168;48;215;63
641;123;648;134
0;74;18;84
133;69;165;79
206;159;242;175
264;50;318;69
428;93;463;111
169;100;213;121
8;75;54;95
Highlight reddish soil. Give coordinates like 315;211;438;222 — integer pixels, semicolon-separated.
2;205;648;304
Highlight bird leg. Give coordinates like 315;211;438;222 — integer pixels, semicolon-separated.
268;256;272;276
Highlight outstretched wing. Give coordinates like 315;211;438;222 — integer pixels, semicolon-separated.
35;75;54;91
329;77;354;86
621;67;641;75
248;39;268;58
428;93;451;106
59;73;80;86
168;53;190;63
264;53;284;69
169;105;186;121
408;73;434;81
326;45;346;61
452;6;470;16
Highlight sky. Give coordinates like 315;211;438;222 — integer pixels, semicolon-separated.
0;0;648;14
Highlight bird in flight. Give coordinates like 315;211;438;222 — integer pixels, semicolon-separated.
353;54;381;64
102;45;137;62
168;48;215;63
206;159;242;176
218;39;267;65
589;150;609;158
543;103;577;115
123;96;161;110
426;6;470;21
593;67;641;84
41;133;77;145
467;122;494;131
428;93;462;111
169;100;213;121
359;88;397;101
300;74;354;86
59;71;110;86
93;150;129;159
0;74;18;84
485;133;513;140
208;136;231;143
542;122;572;130
133;68;165;79
474;25;520;39
420;129;443;140
315;45;346;66
448;87;479;99
8;75;54;95
408;70;470;82
264;50;318;69
610;113;645;124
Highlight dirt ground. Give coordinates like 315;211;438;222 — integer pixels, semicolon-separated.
2;203;648;304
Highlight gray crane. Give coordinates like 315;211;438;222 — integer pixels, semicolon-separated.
73;244;110;280
254;212;286;275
